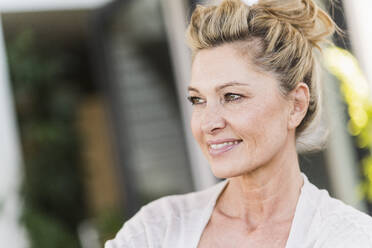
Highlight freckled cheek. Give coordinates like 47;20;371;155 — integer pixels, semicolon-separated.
237;116;263;142
232;107;271;143
242;102;288;150
231;104;264;128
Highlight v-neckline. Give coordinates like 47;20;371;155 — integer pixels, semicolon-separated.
193;174;314;248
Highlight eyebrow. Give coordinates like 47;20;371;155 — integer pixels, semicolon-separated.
187;81;250;93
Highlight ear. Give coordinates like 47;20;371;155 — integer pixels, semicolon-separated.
287;82;310;130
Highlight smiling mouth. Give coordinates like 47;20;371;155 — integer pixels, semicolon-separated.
208;140;242;156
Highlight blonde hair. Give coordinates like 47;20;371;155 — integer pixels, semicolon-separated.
186;0;336;142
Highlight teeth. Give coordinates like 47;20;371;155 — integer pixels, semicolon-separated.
210;141;240;149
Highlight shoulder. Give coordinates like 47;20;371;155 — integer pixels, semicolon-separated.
313;187;372;246
105;180;227;247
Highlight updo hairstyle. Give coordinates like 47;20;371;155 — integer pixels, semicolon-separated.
186;0;337;143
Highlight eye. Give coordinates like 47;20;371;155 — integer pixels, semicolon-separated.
187;96;206;105
224;93;243;102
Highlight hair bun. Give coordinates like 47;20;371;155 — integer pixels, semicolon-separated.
256;0;335;48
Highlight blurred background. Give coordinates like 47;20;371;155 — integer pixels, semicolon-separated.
0;0;371;247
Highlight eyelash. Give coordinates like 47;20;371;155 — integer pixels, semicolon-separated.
224;93;243;102
187;96;204;105
187;93;243;105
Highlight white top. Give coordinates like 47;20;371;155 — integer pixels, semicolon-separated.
105;174;372;247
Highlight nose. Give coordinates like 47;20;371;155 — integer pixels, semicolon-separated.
200;104;226;134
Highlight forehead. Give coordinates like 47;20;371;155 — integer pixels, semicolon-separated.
190;43;277;91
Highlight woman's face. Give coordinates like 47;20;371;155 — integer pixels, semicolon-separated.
189;43;293;179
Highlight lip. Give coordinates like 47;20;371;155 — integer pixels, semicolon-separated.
207;138;242;145
207;138;242;156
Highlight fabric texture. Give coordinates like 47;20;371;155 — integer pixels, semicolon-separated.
105;174;372;248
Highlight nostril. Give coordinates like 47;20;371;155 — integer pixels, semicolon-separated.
201;119;226;134
200;106;226;134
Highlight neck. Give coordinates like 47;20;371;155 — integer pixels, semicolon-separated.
216;142;303;229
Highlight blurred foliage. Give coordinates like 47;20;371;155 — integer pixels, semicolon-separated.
23;207;80;248
94;208;124;244
6;30;85;248
324;46;372;202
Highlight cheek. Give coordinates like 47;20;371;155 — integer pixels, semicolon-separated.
233;109;265;146
190;111;202;142
255;101;289;149
229;101;265;128
233;97;288;142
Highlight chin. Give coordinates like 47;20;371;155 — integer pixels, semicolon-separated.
209;160;262;179
209;163;248;179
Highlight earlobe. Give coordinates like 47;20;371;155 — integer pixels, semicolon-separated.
288;83;310;130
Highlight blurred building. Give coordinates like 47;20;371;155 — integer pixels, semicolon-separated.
1;0;372;247
0;1;120;248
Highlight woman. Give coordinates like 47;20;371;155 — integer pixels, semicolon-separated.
106;0;372;247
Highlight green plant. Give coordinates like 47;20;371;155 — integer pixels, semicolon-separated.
7;30;85;248
95;208;125;244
